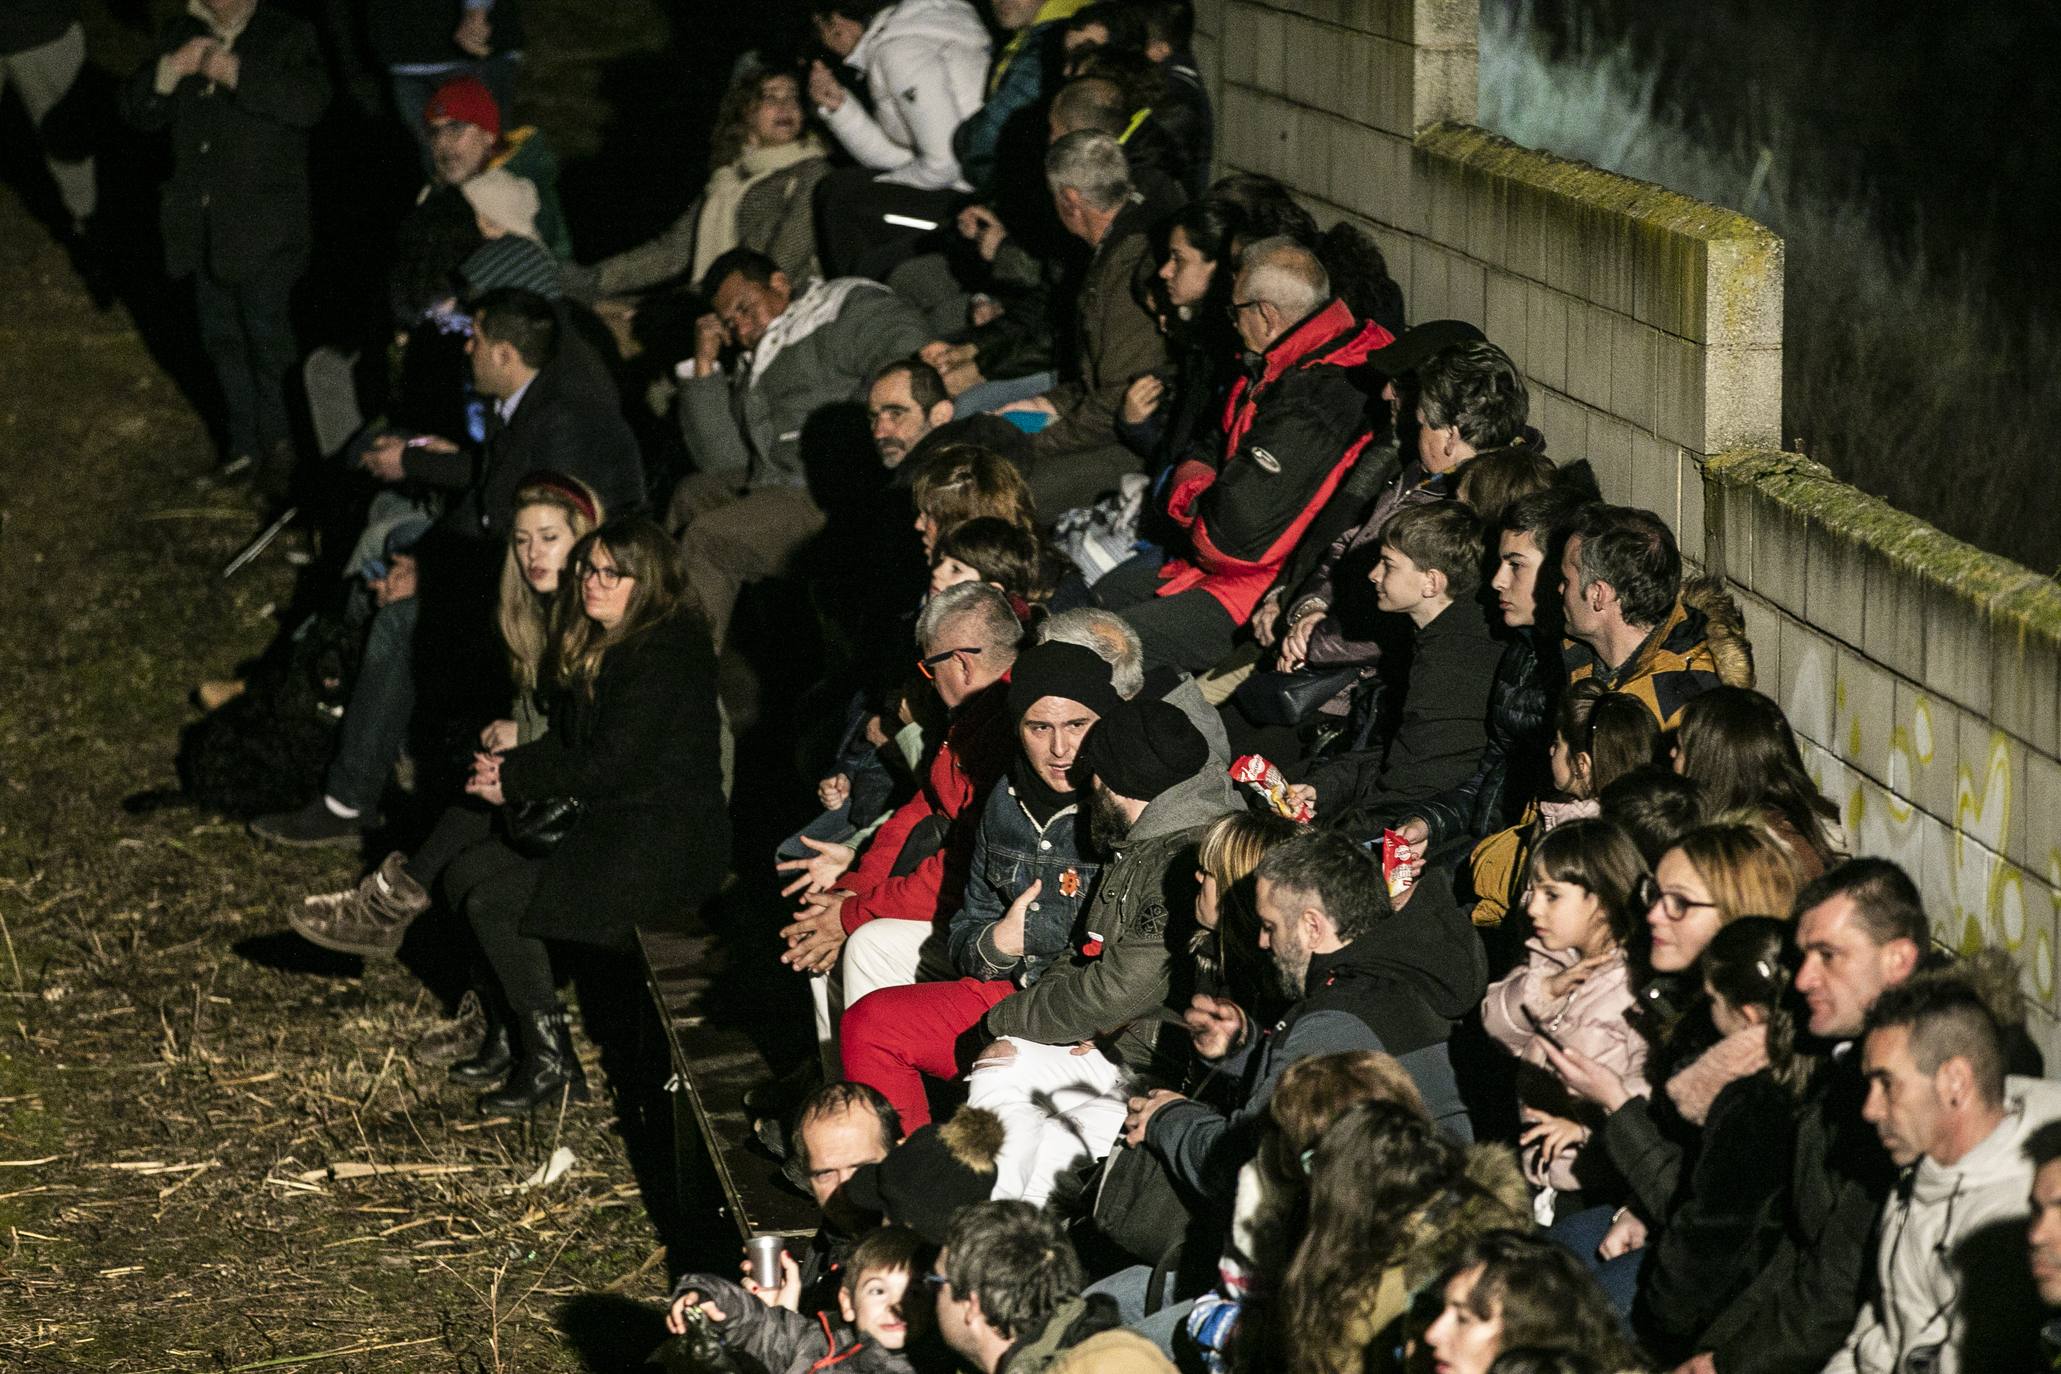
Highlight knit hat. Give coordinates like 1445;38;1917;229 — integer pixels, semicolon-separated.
1078;695;1208;802
425;75;501;140
461;168;542;243
843;1107;1003;1247
1007;640;1122;722
1362;318;1485;382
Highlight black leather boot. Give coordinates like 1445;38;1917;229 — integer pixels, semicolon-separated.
479;1007;589;1113
447;979;514;1085
447;1021;514;1084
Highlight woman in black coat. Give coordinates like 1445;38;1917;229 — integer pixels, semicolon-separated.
460;515;730;1110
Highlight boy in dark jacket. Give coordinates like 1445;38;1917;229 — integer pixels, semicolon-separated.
666;1225;932;1374
1297;502;1501;838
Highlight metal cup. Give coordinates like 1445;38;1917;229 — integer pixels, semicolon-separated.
745;1233;785;1290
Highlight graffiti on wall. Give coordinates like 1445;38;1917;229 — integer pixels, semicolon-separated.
1783;635;2060;1011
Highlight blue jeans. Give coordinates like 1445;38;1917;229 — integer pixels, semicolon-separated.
1547;1204;1645;1316
954;369;1059;416
323;595;418;812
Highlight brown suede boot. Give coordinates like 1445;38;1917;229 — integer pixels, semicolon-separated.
290;852;430;958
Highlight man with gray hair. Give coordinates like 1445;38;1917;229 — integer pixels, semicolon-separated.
995;130;1167;512
782;582;1023;1060
1094;234;1396;673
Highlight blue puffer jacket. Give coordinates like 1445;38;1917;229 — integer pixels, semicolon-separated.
947;778;1103;987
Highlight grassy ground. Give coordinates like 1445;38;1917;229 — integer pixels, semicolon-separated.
0;2;741;1368
0;199;679;1370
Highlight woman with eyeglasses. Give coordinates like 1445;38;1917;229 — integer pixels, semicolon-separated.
456;515;730;1110
290;473;603;1042
1526;818;1806;1315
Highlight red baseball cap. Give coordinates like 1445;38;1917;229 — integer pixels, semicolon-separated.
425;75;501;139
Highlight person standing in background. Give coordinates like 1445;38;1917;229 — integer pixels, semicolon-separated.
122;0;330;504
1;0;109;306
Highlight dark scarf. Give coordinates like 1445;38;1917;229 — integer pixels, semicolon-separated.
1008;751;1077;826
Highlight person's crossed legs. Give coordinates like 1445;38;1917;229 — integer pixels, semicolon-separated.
966;1035;1130;1205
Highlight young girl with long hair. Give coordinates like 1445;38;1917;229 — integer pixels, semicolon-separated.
1468;681;1660;927
1481;819;1652;1211
1625;916;1809;1363
290;472;603;961
1421;1230;1645;1374
1673;686;1844;876
1258;1102;1532;1374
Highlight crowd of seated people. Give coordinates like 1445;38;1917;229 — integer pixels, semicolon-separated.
106;0;2061;1368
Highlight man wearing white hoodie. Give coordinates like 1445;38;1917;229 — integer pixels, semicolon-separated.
807;0;990;278
1827;975;2061;1374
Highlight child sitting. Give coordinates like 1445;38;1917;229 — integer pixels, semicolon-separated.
1466;679;1660;926
1481;818;1651;1218
665;1225;928;1373
1296;503;1503;835
928;516;1046;615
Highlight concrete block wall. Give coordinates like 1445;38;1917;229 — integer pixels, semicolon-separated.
1707;452;2061;1056
1201;0;2061;1055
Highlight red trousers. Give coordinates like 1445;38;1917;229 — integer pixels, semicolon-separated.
841;977;1018;1130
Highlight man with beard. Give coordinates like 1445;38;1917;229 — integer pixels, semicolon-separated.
1126;827;1482;1200
964;696;1236;1204
839;641;1122;1132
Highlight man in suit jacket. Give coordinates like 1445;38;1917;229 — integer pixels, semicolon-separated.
670;248;929;651
123;0;328;502
251;289;644;848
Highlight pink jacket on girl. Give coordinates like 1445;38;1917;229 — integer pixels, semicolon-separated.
1482;941;1649;1192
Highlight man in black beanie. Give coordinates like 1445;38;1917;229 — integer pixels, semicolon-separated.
966;696;1237;1203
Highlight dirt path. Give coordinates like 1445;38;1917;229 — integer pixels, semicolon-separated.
0;6;708;1368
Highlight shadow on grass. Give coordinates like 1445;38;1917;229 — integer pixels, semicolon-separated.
232;929;366;979
553;1291;672;1373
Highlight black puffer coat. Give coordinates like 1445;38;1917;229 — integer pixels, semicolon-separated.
1411;629;1557;854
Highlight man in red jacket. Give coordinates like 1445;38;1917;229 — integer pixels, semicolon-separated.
1095;236;1392;673
782;582;1022;1060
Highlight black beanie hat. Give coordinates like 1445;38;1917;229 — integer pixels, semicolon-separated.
1078;695;1209;802
1007;640;1123;721
843;1107;1003;1247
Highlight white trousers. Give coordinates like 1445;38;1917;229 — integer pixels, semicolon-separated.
810;917;934;1071
1;23;95;223
967;1036;1131;1205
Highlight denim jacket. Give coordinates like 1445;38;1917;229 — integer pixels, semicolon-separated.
947;780;1102;987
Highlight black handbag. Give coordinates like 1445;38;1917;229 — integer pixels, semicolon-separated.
1229;664;1361;727
1092;1137;1194;1269
503;796;584;857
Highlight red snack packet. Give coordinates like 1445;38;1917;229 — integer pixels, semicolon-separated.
1381;828;1418;899
1231;753;1313;823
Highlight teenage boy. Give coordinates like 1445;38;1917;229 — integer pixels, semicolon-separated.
665;1224;930;1373
1295;502;1501;837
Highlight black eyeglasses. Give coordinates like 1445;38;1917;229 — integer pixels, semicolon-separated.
922;1272;952;1293
1226;298;1263;321
917;645;982;680
577;562;635;590
1636;872;1717;921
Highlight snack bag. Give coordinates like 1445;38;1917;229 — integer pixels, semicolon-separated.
1381;828;1419;900
1231;754;1313;823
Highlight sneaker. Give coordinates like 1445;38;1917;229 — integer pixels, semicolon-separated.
288;852;429;956
195;678;247;712
415;991;487;1066
249;797;379;849
196;453;255;491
